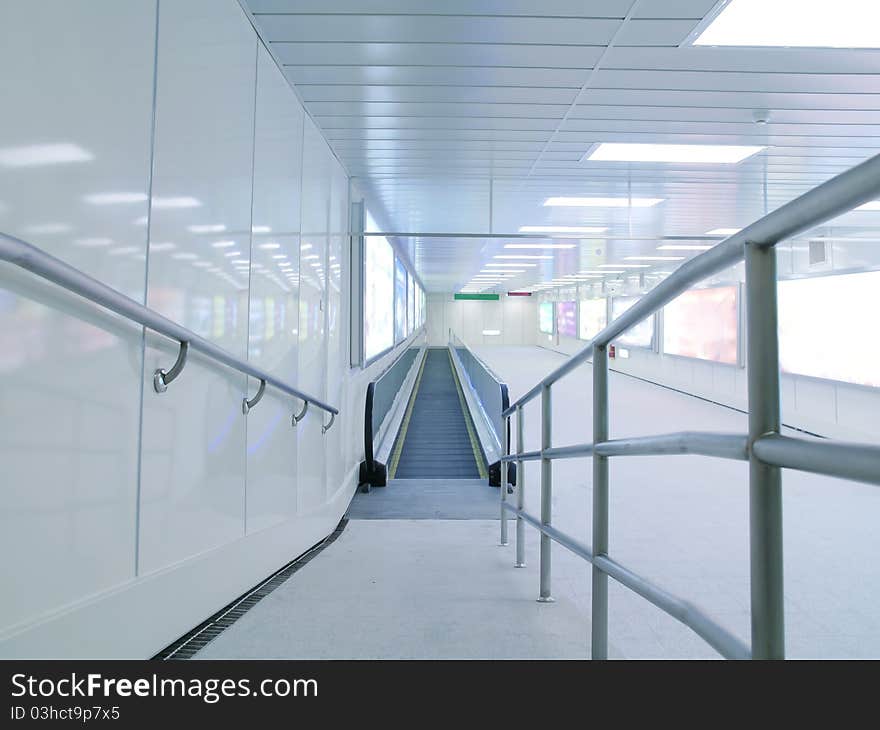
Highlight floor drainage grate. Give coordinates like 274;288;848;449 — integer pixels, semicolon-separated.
154;518;349;660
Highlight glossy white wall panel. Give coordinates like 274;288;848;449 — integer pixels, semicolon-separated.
139;340;248;574
138;0;256;572
0;2;155;635
246;45;305;532
324;164;349;496
147;0;256;357
297;119;331;513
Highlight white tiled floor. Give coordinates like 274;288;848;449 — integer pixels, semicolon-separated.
195;346;880;659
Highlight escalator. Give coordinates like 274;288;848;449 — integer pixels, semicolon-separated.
388;349;485;479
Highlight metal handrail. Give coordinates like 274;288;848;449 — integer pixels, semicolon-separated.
497;150;880;661
0;232;339;422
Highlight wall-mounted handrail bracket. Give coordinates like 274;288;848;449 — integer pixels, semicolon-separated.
322;412;336;434
242;378;266;415
292;400;309;426
153;340;189;394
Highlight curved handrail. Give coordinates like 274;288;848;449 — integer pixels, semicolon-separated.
0;232;339;416
504;150;880;416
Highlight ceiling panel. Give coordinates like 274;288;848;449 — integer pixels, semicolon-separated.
241;0;880;292
258;15;621;45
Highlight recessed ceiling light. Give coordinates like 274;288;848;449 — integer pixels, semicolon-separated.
585;143;764;164
212;240;236;248
187;223;226;234
600;264;650;269
504;243;576;250
693;0;880;49
171;252;198;261
108;246;140;257
485;263;537;268
303;254;319;261
624;256;686;261
301;243;313;251
518;226;607;234
481;269;524;274
544;196;664;208
252;225;271;233
73;237;112;248
258;242;281;249
85;192;148;205
151;242;176;252
706;228;742;235
152;196;201;209
224;251;241;257
494;255;553;260
273;255;288;260
657;244;714;251
855;201;880;211
0;143;93;168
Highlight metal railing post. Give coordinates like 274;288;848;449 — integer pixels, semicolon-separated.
592;343;609;659
500;415;509;546
515;405;526;568
745;242;785;660
538;384;554;602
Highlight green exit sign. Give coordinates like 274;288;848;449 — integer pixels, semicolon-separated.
455;293;500;301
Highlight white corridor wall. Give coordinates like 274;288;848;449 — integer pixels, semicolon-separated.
426;293;537;347
0;0;396;658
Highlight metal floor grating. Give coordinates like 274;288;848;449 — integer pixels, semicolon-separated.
154;518;348;660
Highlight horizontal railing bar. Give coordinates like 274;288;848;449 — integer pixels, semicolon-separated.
500;432;748;463
504;151;880;417
0;233;338;414
596;432;749;461
502;503;750;660
753;434;880;487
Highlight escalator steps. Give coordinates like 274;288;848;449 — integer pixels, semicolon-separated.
393;349;481;479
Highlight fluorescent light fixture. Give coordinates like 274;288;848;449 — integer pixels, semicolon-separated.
151;242;176;252
600;264;649;269
187;223;226;234
133;216;148;226
21;223;72;235
482;269;524;274
212;240;236;248
258;242;281;250
504;243;576;250
707;228;741;235
301;243;313;251
152;196;201;209
85;192;148;205
856;201;880;211
171;252;198;261
544;196;663;208
485;263;537;268
0;143;93;168
73;237;112;248
273;255;288;260
108;246;140;257
224;251;241;257
518;225;607;234
594;269;625;274
694;0;880;49
658;244;714;251
303;254;319;261
482;330;502;336
494;254;553;260
585;143;764;165
252;225;271;233
623;256;686;261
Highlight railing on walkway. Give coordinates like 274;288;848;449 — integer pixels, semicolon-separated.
0;232;338;427
498;151;880;660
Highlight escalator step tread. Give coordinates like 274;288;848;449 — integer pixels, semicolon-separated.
394;349;481;478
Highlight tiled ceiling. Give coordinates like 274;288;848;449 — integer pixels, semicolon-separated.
241;0;880;292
